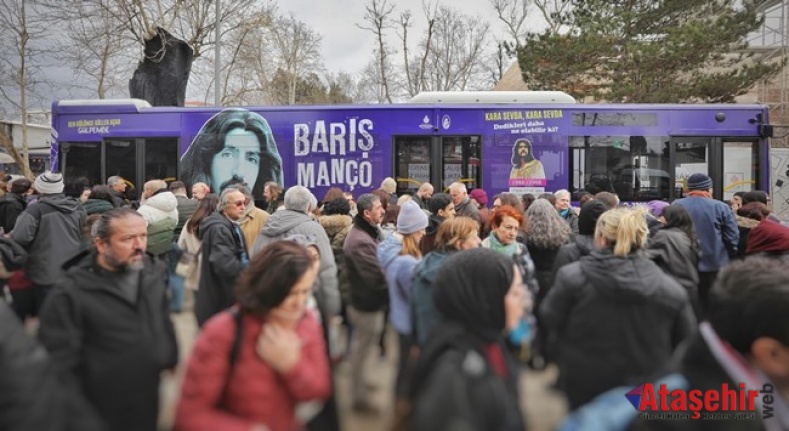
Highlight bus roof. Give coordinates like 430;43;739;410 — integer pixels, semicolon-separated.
409;91;577;104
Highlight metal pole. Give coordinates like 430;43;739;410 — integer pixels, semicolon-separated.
214;0;221;106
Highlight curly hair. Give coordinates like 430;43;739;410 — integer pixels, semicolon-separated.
322;197;351;216
525;199;571;249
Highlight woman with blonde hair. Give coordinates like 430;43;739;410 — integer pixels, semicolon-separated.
541;207;695;410
377;200;429;404
411;216;481;346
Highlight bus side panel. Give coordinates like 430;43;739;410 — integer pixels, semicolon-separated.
440;106;570;198
178;107;436;199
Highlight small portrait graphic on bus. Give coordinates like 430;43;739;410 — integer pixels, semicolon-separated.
180;108;283;197
510;138;545;179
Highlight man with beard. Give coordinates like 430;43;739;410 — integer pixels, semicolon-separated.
510;138;546;179
38;208;178;431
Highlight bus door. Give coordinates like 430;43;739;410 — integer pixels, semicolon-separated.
393;135;481;197
669;137;760;201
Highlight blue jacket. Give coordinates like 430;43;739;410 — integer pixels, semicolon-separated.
411;250;454;345
377;234;419;335
673;196;738;272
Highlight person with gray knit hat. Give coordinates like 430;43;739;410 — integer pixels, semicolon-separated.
11;171;86;321
377;200;428;410
674;172;738;314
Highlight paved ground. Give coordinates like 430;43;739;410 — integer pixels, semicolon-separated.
160;300;568;431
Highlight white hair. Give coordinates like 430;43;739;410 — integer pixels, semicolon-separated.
554;189;571;200
284;186;315;213
449;182;466;193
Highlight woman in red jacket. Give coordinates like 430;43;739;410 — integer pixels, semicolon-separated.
175;240;332;431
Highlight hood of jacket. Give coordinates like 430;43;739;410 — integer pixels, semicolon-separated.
425;215;444;236
571;234;596;256
260;209;312;237
318;214;352;238
579;250;665;303
736;215;760;229
141;191;178;213
198;212;233;241
38;194;83;214
377;233;403;270
413;250;453;285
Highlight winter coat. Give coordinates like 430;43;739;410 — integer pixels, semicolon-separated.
138;191;178;257
411;250;454;345
746;219;789;256
175;310;331;431
454;197;481;224
735;215;760;259
673;196;738;272
419;215;444;256
82;198;114;215
343;216;387;312
526;240;563;305
12;194;86;286
648;228;700;305
409;321;525;431
174;195;198;238
38;251;178;431
0;192;27;232
551;234;596;280
377;233;419;335
318;214;352;302
238;204;269;253
560;209;580;235
0;302;76;431
177;221;202;291
542;250;696;410
252;209;339;316
196;213;248;326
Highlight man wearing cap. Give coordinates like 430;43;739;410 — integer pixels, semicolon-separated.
674;173;738;313
11;171;86;320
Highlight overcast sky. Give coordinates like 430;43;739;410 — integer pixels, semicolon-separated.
278;0;512;75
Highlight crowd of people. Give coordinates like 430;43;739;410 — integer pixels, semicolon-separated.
1;171;788;431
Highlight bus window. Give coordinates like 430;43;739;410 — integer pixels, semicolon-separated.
394;136;432;196
672;139;709;199
723;140;758;201
61;142;101;187
106;139;137;188
145;139;179;182
442;136;481;192
570;135;670;201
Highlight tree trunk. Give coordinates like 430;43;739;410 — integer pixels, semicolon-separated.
129;27;194;106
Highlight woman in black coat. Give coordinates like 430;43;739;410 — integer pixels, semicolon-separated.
542;207;696;411
408;248;528;431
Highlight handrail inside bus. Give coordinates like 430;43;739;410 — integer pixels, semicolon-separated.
409;91;577;104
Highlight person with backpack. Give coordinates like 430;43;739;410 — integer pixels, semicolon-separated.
175;240;331;431
11;171;85;321
0;177;31;233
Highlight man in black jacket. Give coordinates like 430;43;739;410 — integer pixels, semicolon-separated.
38;208;177;431
194;187;248;326
0;177;31;232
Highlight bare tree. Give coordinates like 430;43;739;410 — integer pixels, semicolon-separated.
533;0;572;34
399;2;437;97
0;0;48;179
490;0;532;48
421;5;490;91
266;14;324;105
358;0;396;103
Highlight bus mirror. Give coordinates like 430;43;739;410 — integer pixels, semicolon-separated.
760;124;774;138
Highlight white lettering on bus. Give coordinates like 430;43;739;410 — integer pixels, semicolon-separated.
297;158;373;189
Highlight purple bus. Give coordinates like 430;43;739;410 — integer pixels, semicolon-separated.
51;92;772;204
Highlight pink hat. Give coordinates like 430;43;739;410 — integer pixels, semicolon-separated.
469;188;488;206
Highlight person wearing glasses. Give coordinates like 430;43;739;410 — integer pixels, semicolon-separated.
195;188;250;326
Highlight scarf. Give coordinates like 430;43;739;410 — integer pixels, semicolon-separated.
487;230;519;257
353;213;382;241
686;190;712;199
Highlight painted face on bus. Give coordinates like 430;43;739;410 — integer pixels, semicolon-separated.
517;142;529;157
210;128;261;193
